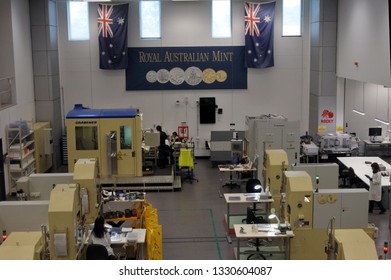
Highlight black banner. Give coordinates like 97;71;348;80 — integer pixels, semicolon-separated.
126;46;247;90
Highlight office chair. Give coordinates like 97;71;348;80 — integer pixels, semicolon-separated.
348;167;363;188
178;148;198;183
338;163;349;187
86;244;109;260
242;207;268;260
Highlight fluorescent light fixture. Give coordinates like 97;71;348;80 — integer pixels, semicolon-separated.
82;0;112;2
352;109;365;116
374;118;390;125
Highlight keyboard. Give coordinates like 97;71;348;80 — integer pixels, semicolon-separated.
257;224;271;232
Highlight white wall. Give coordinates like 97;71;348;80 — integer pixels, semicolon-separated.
57;0;310;148
0;0;36;195
344;79;391;142
337;0;391;86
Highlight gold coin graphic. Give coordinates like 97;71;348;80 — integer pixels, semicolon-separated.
202;68;216;84
216;70;227;82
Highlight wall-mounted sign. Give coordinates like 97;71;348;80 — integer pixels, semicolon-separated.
126;46;247;91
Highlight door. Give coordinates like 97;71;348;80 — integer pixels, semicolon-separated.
100;118;137;177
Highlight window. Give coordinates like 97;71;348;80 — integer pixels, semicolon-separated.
68;1;90;41
212;0;231;38
120;125;132;150
75;127;98;150
140;0;161;39
282;0;302;36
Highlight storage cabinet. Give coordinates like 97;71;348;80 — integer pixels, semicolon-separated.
33;122;53;173
6;123;36;193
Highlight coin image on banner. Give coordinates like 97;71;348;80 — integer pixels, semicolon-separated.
157;69;170;84
169;67;185;85
146;70;157;83
202;68;216;84
185;66;202;86
216;70;228;82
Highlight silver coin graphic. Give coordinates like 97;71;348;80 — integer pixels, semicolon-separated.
169;68;185;85
146;70;157;83
157;69;170;84
185;67;202;86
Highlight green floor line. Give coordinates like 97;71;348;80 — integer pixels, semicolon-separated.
158;208;222;260
209;208;222;260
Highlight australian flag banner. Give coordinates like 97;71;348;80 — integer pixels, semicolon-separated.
244;1;275;68
98;3;129;70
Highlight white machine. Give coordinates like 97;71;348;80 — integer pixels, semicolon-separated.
318;133;359;154
245;115;300;180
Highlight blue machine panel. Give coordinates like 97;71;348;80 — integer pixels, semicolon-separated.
66;104;138;119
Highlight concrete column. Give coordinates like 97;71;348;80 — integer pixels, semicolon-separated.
309;0;338;136
30;0;62;169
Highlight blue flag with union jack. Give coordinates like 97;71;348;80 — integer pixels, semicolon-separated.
244;1;275;68
98;3;128;70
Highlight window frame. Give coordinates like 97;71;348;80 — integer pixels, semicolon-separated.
282;0;302;37
67;1;90;41
139;0;162;40
211;0;232;39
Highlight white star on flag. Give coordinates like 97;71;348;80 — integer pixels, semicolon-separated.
117;17;125;25
264;15;272;23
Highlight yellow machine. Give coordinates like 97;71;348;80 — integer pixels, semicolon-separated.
48;183;81;260
332;229;378;260
73;158;100;224
283;171;313;229
282;170;377;260
48;158;100;260
66;104;142;178
263;149;289;212
0;231;44;260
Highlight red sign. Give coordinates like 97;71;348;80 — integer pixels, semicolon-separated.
320;109;334;123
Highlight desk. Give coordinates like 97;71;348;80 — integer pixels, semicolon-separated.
218;164;257;189
234;224;294;260
363;140;391;156
337;157;391;187
224;193;273;235
87;229;146;259
337;156;391;229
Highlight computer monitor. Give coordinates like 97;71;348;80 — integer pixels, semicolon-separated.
369;127;382;137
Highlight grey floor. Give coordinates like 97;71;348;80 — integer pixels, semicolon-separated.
145;158;391;260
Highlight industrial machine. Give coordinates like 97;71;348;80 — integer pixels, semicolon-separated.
263;149;289;212
291;163;339;189
48;158;100;260
318;133;359;157
261;150;377;259
66;104;143;178
0;231;45;260
325;218;378;260
282;171;376;260
245;115;300;180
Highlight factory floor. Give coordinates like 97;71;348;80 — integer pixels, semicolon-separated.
145;158;391;260
50;157;390;260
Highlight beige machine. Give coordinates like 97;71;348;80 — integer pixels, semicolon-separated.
332;229;378;260
263;149;289;212
48;158;100;260
282;170;377;260
48;183;81;260
66;104;142;178
0;231;44;260
73;158;100;224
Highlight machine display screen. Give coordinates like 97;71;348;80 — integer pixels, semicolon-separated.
369;127;382;137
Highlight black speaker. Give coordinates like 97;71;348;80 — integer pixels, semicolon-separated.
0;138;6;201
199;97;216;124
